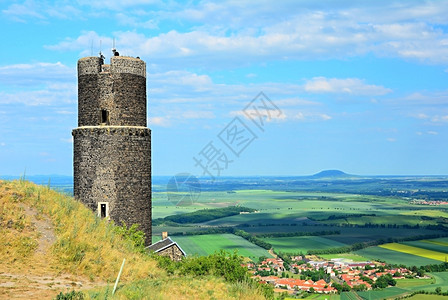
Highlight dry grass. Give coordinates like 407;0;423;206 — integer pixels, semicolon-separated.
0;180;267;299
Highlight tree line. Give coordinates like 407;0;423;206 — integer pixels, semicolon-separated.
152;206;255;225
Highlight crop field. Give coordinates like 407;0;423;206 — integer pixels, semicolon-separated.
421;237;448;247
297;294;340;300
395;278;433;288
355;246;441;266
380;243;448;262
402;240;448;255
356;287;408;300
168;234;273;260
262;236;346;253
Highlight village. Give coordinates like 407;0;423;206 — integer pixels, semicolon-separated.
243;255;423;296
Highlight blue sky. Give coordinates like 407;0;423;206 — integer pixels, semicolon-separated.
1;0;448;177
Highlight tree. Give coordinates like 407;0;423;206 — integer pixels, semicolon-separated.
353;284;367;291
436;287;442;295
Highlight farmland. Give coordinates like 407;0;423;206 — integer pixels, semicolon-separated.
380;243;448;262
167;234;272;260
355;246;441;266
152;188;448;260
261;236;346;253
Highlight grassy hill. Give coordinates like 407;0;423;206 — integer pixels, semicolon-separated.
0;180;267;300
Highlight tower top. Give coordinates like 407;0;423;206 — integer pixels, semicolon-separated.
78;55;146;77
77;54;147;127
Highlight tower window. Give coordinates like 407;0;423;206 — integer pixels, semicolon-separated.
101;109;109;125
98;202;109;218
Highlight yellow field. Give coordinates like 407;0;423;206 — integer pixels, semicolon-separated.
380;243;447;262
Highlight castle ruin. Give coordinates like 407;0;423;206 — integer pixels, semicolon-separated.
72;53;152;245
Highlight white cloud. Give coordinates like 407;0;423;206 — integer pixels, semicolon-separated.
56;110;75;115
182;111;215;119
294;112;332;122
0;84;76;106
304;77;392;96
60;137;73;144
2;1;81;21
431;115;448;123
0;62;75;86
415;131;438;136
77;0;160;10
149;116;170;127
46;10;448;68
387;138;396;142
0;62;76;105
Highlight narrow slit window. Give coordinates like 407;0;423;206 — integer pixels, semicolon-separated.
101;109;109;125
98;202;109;218
100;204;106;218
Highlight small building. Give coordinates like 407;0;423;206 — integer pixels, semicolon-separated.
146;236;186;261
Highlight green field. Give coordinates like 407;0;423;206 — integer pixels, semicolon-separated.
262;236;346;253
402;240;448;255
407;295;448;300
396;278;433;289
355;246;441;266
166;234;273;260
296;294;340;300
356;287;408;300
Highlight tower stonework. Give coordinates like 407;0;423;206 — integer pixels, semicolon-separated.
73;55;151;245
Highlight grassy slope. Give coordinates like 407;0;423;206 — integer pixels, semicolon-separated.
0;180;265;300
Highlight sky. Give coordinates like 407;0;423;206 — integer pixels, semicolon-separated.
0;0;448;177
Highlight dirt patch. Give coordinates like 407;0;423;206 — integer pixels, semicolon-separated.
21;205;57;254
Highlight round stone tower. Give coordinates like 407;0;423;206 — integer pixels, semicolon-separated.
72;54;151;245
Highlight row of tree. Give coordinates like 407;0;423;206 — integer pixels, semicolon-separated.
153;206;255;225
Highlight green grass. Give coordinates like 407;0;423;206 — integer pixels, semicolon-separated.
402;240;448;255
407;295;448;300
355;246;441;267
356;287;408;300
262;236;346;253
396;278;433;288
353;272;448;299
340;291;361;300
408;272;448;291
172;234;273;260
299;293;340;300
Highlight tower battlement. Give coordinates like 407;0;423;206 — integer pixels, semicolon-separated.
73;53;152;245
78;56;146;77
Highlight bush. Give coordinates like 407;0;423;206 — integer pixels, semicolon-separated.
54;290;84;300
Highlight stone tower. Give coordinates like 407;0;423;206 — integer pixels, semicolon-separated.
72;53;151;245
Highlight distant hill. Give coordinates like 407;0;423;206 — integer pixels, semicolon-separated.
311;170;352;178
